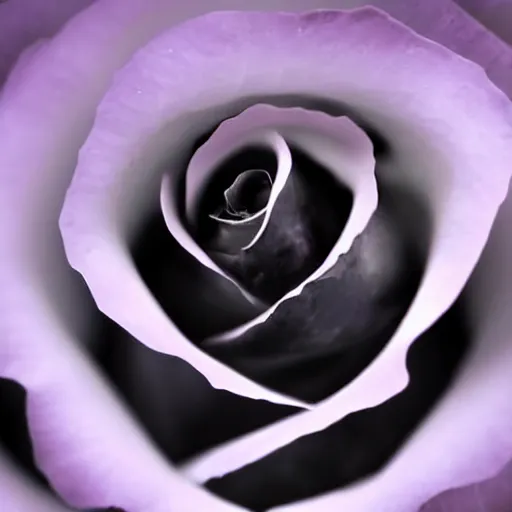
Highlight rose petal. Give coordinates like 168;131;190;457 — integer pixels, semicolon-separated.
215;169;272;220
359;0;512;99
6;1;509;97
209;203;268;250
185;119;291;243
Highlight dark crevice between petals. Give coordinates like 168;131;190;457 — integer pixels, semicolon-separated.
93;313;299;464
0;378;47;486
133;213;263;340
0;380;116;511
132;213;262;342
205;293;471;510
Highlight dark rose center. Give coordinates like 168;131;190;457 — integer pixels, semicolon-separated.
199;146;353;304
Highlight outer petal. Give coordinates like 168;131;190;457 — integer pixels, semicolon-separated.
364;0;512;98
3;1;512;97
7;1;511;97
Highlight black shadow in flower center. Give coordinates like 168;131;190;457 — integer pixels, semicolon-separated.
0;378;48;486
94;314;299;464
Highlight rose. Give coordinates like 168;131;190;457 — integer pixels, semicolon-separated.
3;1;512;512
1;1;512;512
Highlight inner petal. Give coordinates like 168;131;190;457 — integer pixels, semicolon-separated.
208;168;273;256
197;146;279;256
219;169;272;219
